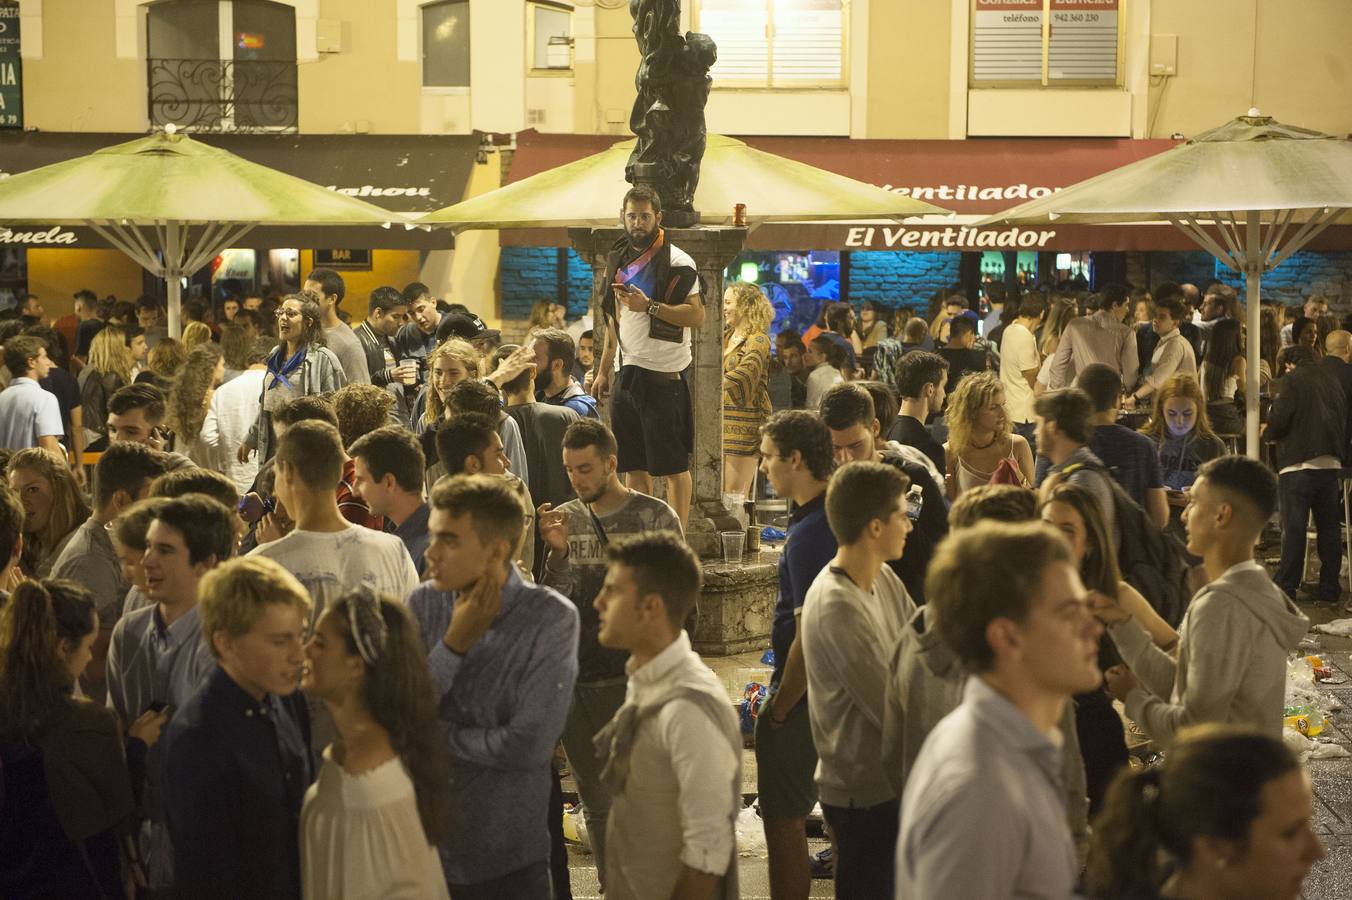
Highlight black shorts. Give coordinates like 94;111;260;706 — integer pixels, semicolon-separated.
610;365;693;477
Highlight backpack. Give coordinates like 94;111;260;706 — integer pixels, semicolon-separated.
1062;460;1194;627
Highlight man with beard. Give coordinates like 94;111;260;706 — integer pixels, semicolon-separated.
536;418;682;892
592;186;705;530
533;327;600;418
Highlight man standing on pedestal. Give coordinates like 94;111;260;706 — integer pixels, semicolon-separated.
592;186;705;531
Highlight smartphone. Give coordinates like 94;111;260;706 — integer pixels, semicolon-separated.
145;700;170;716
237;492;276;524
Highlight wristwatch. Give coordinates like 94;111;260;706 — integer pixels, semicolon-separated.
647;300;662;318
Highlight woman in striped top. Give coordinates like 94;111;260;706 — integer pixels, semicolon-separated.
722;282;774;497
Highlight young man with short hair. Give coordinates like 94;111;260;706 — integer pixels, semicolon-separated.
887;350;948;476
593;531;741;900
203;334;272;494
575;328;595;385
801;461;915;898
72;288;105;361
446;378;530;488
1124;295;1197;409
896;520;1103;898
1000;292;1047;451
1076;362;1169;527
499;346;581;509
394;282;441;363
937;314;991;396
533;327;600;418
756;410;837;900
536;418;681;889
820;382;946;604
107;383;184;460
437;413;511;477
354;285;412;389
408;475;580;896
349;425;430;575
1035;387;1117;537
304;267;371;385
161;556;312;900
107;494;238;893
1097;456;1310;746
0;334;64;454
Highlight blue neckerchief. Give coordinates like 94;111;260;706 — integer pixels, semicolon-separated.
267;345;307;391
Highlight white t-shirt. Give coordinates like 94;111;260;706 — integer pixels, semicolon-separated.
613;244;698;373
247;524;420;623
1000;322;1040;424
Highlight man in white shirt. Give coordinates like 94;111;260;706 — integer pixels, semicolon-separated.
592;186;705;530
304;267;372;385
1047;284;1138;391
1125;295;1197;410
593;531;740;900
202;335;270;494
1000;293;1046;453
0;335;63;453
801;461;915;898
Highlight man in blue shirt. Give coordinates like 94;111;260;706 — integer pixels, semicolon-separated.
1076;363;1169;528
162;555;312;900
0;334;64;453
755;410;837;899
349;425;431;576
408;474;579;898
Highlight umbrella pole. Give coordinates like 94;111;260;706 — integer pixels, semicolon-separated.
1244;212;1262;460
166;221;182;339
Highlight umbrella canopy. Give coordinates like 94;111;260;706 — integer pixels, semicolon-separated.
978;113;1352;456
419;133;950;230
0;128;415;334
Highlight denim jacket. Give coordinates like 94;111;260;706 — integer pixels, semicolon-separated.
246;343;347;461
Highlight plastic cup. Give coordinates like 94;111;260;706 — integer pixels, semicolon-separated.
398;358;419;386
721;530;745;565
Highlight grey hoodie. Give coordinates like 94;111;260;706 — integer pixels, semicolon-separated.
1110;559;1310;749
883;606;1090;860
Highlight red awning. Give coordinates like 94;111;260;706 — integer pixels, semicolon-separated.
503;131;1352;252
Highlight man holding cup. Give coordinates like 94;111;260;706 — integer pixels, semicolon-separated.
355;285;417;391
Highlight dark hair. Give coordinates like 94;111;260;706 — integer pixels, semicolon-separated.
896;350;949;398
306;268;346;305
820;382;875;431
281;292;326;349
110;497;169;553
1042;482;1120;596
152;495;236;566
947;314;977;340
579;329;594;342
429;474;524;552
3;335;45;375
0;484;23;566
325;590;451;843
276;420;345;491
810;334;846;370
1034;388;1094;445
533;327;576;376
1101;283;1130;309
944;294;970;311
826;461;908;545
93;442;170;510
606;531;700;629
436;413;498;475
0;579;98;737
1202;318;1243;402
22;325;66;368
134;295;161;313
857;380;898;427
1075;363;1123;414
401;282;432;305
492;344;534;395
447;379;501;419
1154;282;1184;304
180;301;206;323
760;410;835;482
1087;726;1300;897
1017;292;1048;320
332;383;396;450
622;185;662;214
926;520;1071;672
948;484;1038;529
1196;454;1278;523
562;417;618;458
368;285;404;315
273;393;338;428
148;468;240;510
219;323;253;370
1155;296;1187;323
825;303;853;335
73;289;98;308
350;426;426;494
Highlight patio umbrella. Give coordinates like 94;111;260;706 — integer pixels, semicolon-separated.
978;112;1352;457
418;133;950;230
0;127;414;336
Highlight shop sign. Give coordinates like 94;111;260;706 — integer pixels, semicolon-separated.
972;0;1044;83
314;248;372;270
0;2;21;129
1048;0;1119;82
843;225;1058;250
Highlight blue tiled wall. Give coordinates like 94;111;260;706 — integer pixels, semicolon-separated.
1211;250;1352;309
844;251;962;308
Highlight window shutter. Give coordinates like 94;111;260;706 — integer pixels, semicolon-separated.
700;0;770;86
770;0;843;86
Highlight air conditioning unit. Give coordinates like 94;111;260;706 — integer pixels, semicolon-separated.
526;109;547;126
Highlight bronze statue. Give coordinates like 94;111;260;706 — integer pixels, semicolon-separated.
626;0;716;227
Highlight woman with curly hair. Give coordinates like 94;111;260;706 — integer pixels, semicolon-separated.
6;448;90;577
943;370;1034;499
300;588;451;899
1034;295;1079;394
166;343;225;467
417;338;480;435
526;298;566;335
722;282;774;496
237;291;347;464
80;326;133;449
179;320;213;355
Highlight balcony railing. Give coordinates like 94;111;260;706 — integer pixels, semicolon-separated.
148;58;298;133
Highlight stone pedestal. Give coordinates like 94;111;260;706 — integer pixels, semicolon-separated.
694;551;779;656
569;225;749;559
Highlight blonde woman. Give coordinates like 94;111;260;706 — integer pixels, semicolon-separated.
1034;296;1079;394
166;343;225;467
145;337;188;383
80;326;133;448
7;447;91;577
180;320;212;354
722;282;773;496
418;338;480;434
943;371;1035;500
527;299;566;333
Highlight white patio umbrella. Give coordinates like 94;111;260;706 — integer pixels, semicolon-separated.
978;112;1352;457
0;126;414;335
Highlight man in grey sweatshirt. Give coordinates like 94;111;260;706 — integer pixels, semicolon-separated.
1098;455;1310;748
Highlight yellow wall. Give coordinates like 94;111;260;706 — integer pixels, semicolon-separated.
24;0;144;132
298;249;423;317
26;250;145;318
299;0;421;133
445;151;502;327
865;0;951;139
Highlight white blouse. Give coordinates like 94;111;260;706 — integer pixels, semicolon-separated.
301;748;449;900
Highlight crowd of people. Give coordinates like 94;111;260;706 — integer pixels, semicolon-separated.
0;185;1335;900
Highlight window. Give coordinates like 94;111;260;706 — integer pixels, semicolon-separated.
147;0;298;131
422;0;471;88
970;0;1124;87
694;0;845;89
530;2;573;72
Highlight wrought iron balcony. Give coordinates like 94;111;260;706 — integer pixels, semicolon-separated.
148;58;298;133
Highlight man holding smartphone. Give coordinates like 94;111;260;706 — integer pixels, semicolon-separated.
593;185;705;530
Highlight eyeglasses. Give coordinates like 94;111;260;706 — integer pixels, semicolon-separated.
275;309;302;320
